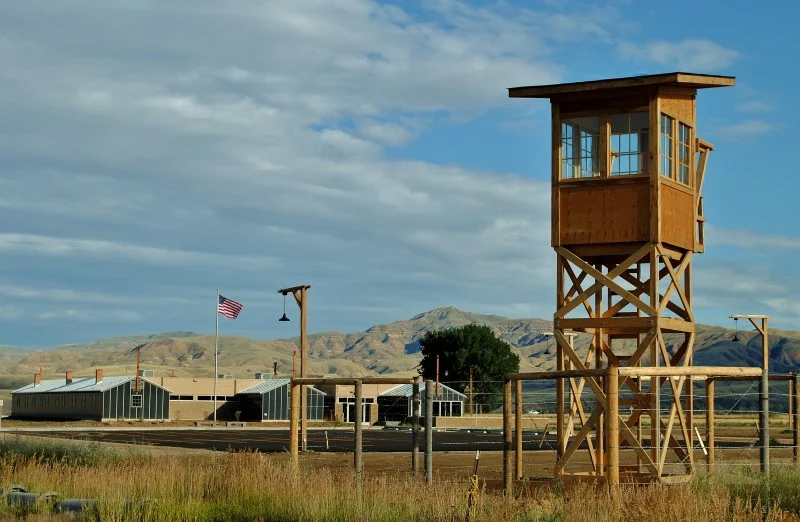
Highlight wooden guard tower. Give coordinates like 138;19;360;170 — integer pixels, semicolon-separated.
509;72;734;483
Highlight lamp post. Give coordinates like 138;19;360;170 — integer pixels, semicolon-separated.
279;285;311;452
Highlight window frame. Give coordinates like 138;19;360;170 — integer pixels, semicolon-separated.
560;116;601;180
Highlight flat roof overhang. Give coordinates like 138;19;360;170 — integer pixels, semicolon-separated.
508;72;735;99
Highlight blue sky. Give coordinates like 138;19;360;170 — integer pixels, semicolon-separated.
0;0;796;348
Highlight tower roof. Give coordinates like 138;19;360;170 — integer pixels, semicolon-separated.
508;72;735;99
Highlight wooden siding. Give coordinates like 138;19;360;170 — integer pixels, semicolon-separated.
559;179;650;246
660;182;695;251
12;392;102;420
659;91;695;126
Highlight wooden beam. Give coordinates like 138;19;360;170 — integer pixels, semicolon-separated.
559;317;656;330
292;377;415;385
555;244;653;319
618;366;762;378
556;407;604;475
606;366;620;488
557;247;657;317
556;331;608;408
508;369;607;381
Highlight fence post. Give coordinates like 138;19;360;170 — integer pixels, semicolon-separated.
706;379;714;473
425;379;433;484
290;379;300;469
515;379;523;480
503;379;512;497
354;379;363;474
412;375;421;476
606;365;619;489
793;373;799;465
760;371;769;475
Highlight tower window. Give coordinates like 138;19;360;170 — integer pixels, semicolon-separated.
678;122;692;185
561;117;599;179
610;112;649;176
659;114;674;179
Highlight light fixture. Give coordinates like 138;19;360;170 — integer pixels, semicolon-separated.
733;317;739;342
279;292;290;322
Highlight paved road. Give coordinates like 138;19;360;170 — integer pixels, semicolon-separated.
9;428;773;453
14;428;559;453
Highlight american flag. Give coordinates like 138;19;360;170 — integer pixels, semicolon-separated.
218;295;243;319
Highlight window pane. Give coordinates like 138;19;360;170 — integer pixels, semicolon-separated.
560;116;599;179
660;114;674;179
610;111;648;176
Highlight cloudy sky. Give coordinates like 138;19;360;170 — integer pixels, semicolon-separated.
1;0;796;347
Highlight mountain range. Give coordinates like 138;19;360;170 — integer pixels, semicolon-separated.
2;307;799;390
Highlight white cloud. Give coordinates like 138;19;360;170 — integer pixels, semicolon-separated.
737;100;772;113
0;233;279;268
707;226;800;250
714;119;778;140
617;39;740;71
0;0;780;344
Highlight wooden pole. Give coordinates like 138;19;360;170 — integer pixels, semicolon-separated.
706;379;714;472
606;366;619;489
515;379;523;480
469;367;474;415
757;317;769;475
412;375;421;476
300;286;308;453
290;380;300;469
793;373;799;465
503;379;513;496
425;380;433;484
354;379;363;474
435;355;440;398
556;335;564;467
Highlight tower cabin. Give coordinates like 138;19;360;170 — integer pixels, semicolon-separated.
509;72;734;260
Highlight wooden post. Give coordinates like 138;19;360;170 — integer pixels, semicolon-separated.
515;379;523;480
706;379;714;472
556;334;564;466
412;375;421;476
300;286;308;453
606;366;619;489
290;379;300;469
469;367;474;415
354;379;363;474
435;354;440;398
793;373;799;465
503;379;513;496
425;380;433;484
759;317;769;475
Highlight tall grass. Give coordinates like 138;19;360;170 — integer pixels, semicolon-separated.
1;437;799;521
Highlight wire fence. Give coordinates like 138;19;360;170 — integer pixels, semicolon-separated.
300;374;800;484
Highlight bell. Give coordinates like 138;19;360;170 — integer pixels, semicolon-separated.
279;313;290;322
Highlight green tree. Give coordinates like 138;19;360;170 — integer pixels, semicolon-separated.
418;324;520;411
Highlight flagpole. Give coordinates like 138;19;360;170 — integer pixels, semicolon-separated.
214;288;219;426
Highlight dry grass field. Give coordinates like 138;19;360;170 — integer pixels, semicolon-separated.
2;433;800;521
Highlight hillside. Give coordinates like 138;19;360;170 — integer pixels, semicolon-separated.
2;307;800;385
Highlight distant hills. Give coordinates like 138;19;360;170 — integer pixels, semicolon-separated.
2;307;800;387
